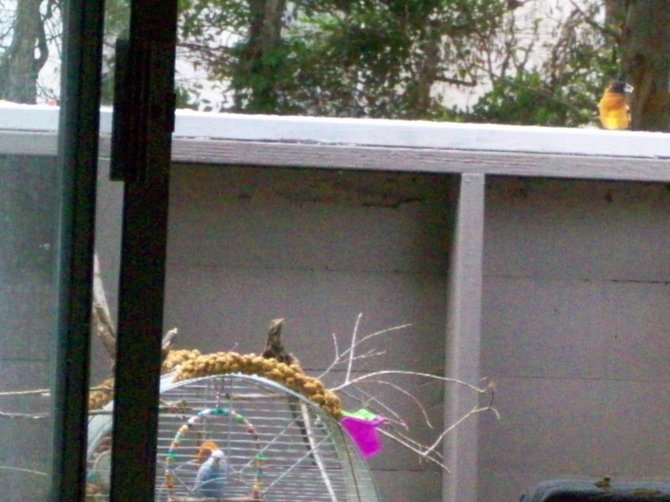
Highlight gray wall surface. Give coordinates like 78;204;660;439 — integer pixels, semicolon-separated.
0;155;122;502
479;177;670;501
0;155;58;501
6;152;670;502
163;165;458;501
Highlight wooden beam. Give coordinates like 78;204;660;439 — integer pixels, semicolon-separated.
169;139;670;183
3;127;670;183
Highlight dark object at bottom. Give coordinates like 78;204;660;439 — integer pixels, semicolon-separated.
522;480;670;501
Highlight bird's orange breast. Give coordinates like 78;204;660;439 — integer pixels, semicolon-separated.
598;91;630;130
196;440;219;464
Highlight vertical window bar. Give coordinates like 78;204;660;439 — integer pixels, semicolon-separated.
51;0;105;500
109;1;178;500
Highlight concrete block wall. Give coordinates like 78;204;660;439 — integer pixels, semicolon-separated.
0;155;58;502
0;155;121;502
163;164;458;500
161;169;670;500
5;151;670;501
478;177;670;501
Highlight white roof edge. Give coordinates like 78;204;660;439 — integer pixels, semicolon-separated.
0;103;668;159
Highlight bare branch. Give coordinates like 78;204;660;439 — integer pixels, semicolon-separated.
378;429;450;472
316;314;498;472
319;317;411;380
332;369;489;394
92;253;116;360
352;323;413;350
344;313;362;383
339;386;408;430
89;386;115;393
569;0;620;41
364;379;434;429
0;388;49;397
0;410;49;419
422;402;499;459
385;427;444;463
0;466;47;476
162;328;179;356
433;75;478;87
330;332;340;361
92;302;116;359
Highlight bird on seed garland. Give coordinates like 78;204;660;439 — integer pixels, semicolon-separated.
262;318;313;461
262;318;298;366
598;79;633;130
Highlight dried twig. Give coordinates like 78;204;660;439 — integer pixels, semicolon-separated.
93;253;116;361
0;466;47;476
318;318;412;380
361;379;434;429
162;328;179;352
385;427;444;463
339;386;408;430
0;410;49;420
423;401;500;459
332;369;489;394
326;314;498;474
92;302;116;359
344;313;362;383
378;429;450;472
89;386;114;393
0;388;49;397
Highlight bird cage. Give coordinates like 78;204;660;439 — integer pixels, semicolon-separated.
87;372;380;501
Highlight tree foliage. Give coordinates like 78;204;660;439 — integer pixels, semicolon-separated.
0;0;668;129
178;0;511;117
469;1;619;126
175;0;631;125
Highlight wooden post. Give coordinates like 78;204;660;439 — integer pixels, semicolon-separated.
443;173;486;502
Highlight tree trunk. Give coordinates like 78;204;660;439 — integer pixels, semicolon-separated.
404;21;441;119
0;0;48;104
236;0;286;113
620;0;670;131
604;0;627;30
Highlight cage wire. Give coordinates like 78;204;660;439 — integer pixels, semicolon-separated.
87;373;379;501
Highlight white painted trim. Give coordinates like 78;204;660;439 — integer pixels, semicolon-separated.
172;110;670;159
0;103;667;159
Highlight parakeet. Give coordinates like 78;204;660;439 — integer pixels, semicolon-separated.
598;80;633;130
193;449;228;499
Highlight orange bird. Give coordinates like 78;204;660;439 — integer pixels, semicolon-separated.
195;440;220;464
598;80;633;130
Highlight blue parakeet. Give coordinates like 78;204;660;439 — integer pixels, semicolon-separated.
194;448;228;499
